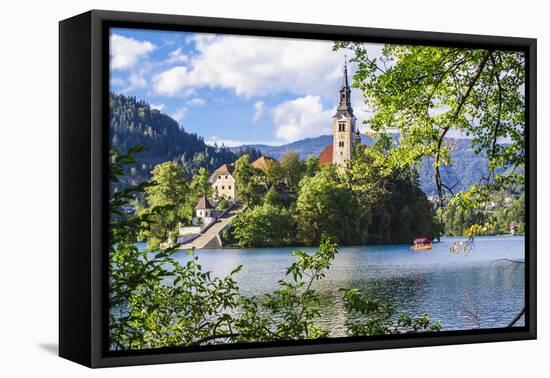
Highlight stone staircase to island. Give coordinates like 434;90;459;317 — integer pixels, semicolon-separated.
179;203;244;250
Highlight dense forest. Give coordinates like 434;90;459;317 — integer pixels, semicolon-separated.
438;193;525;236
109;93;261;183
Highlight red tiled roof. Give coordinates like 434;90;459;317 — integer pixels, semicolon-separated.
318;145;333;165
214;163;235;175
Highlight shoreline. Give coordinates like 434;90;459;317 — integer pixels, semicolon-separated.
176;234;525;252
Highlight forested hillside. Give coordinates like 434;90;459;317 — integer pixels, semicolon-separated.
110;93;249;182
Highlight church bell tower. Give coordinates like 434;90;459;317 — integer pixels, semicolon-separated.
332;57;360;166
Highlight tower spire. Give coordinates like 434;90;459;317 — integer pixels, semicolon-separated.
342;54;349;89
335;55;353;117
330;55;358;166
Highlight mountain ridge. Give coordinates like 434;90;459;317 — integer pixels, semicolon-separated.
230;135;489;195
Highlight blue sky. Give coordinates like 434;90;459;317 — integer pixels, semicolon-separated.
109;28;382;147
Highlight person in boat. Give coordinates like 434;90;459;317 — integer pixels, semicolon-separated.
412;237;432;250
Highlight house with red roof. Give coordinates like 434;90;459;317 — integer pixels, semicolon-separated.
251;155;277;170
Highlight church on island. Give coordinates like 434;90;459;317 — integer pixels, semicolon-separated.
181;59;363;245
190;59;360;229
319;59;361;166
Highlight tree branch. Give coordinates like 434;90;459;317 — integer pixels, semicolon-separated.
489;52;504;181
435;51;492;207
187;332;241;346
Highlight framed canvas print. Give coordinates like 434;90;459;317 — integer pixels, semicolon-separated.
59;10;536;368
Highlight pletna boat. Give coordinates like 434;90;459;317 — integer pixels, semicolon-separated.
411;237;432;250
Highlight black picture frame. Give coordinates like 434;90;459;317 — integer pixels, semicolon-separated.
59;9;537;368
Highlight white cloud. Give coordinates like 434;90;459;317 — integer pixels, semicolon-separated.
150;103;165;111
252;101;264;123
153;66;190;96
110;33;384;143
186;98;206;106
166;48;189;64
271;95;333;143
171;107;188;124
124;69;148;91
110;34;156;70
152;34;377;98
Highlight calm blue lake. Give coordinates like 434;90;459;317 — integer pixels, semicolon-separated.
164;236;525;336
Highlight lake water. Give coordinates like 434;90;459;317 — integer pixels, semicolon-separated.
169;236;525;336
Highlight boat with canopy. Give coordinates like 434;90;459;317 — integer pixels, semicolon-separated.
411;237;432;250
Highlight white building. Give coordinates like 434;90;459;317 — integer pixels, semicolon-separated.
193;195;217;227
210;163;237;202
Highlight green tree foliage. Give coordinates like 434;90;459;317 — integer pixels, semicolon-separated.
296;148;439;246
295;166;370;246
186;166;213;213
259;159;283;189
234;154;263;207
341;143;398;203
438;193;524;236
305;155;320;177
137;162;190;248
335;43;525;212
368;168;441;243
492;194;525;234
189;167;212;198
231;204;295;247
217;198;231;211
109;148;247;350
437;203;485;237
113;248;243;350
398;206;413;243
263;186;285;207
280;151;306;191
